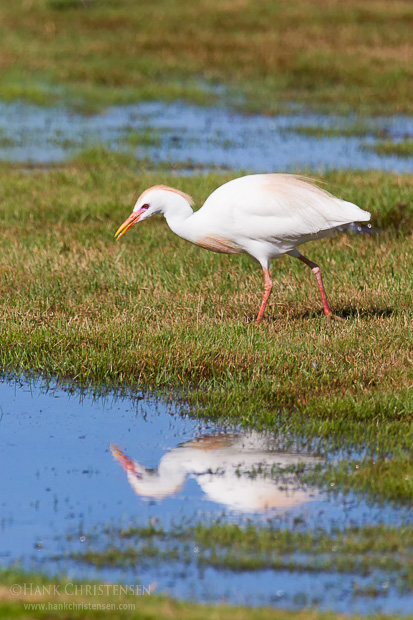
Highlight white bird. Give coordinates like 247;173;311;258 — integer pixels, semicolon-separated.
111;432;321;513
115;174;370;322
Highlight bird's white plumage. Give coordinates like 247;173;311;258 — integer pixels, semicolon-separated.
191;174;370;263
115;173;371;321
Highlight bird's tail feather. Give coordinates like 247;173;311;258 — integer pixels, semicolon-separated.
337;199;371;223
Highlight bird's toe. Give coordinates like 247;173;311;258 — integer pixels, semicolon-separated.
326;313;346;322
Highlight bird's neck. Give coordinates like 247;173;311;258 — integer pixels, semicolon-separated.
127;455;188;497
163;202;198;244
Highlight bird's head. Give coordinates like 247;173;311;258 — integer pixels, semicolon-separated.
114;185;194;241
110;444;185;498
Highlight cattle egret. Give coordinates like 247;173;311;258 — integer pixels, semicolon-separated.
111;432;321;512
115;174;371;322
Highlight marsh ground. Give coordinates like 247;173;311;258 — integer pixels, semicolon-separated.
1;156;411;616
0;0;412;114
1;1;412;618
4;567;408;620
0;160;411;500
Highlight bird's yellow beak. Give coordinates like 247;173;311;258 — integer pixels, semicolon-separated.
114;210;143;241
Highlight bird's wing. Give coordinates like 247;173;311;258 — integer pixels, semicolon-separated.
203;174;370;241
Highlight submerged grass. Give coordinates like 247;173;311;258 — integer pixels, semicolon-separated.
0;0;412;113
118;128;163;149
283;123;388;139
0;160;412;500
68;520;413;592
363;139;413;158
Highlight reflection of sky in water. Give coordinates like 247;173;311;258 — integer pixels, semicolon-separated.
0;101;412;172
0;378;411;615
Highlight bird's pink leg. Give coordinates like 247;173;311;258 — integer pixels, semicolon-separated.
295;254;334;317
255;268;273;323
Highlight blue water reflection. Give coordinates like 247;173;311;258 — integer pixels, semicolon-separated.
0;378;411;615
0;101;412;173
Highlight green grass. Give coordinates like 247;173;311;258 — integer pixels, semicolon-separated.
363;139;413;157
2;569;403;620
0;159;412;502
0;0;412;113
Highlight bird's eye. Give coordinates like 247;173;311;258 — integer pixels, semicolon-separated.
142;204;149;210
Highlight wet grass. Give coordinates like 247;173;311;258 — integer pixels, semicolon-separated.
0;128;93;152
363;139;413;158
118;128;162;149
294;455;413;504
66;520;413;595
0;158;412;502
0;129;16;148
1;569;401;620
0;0;412;113
284;124;390;139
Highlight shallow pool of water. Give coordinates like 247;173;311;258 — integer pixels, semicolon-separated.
0;101;412;172
0;378;411;615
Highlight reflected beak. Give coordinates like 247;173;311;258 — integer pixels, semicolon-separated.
114;209;144;241
110;444;135;473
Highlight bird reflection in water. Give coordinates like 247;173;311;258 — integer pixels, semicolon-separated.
111;432;321;513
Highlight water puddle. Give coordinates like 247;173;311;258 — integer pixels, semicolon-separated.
0;378;411;615
0;101;412;172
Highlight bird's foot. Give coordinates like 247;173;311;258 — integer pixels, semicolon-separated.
325;312;346;322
